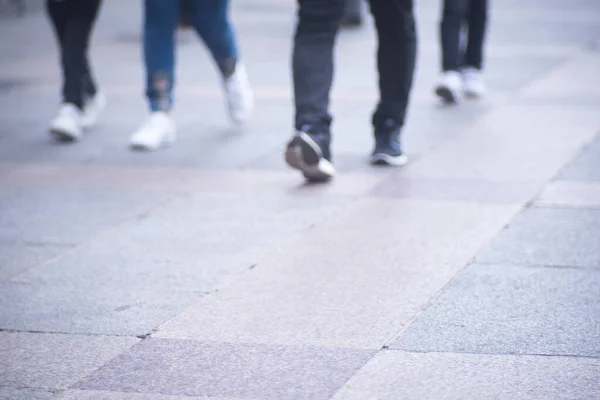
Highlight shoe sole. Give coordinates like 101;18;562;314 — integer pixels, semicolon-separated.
435;86;458;104
49;128;80;142
285;132;335;182
130;131;176;152
371;153;408;166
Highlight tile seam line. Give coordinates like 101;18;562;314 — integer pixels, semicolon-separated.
150;195;364;339
516;49;591;98
385;349;600;360
0;191;192;284
472;261;600;271
0;327;143;339
0;385;60;393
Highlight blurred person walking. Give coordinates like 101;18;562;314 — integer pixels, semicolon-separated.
435;0;489;103
284;0;417;181
130;0;253;151
47;0;106;142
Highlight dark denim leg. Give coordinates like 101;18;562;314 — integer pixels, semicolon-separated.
368;0;417;129
47;0;101;109
440;0;469;72
463;0;488;70
293;0;345;135
144;0;180;112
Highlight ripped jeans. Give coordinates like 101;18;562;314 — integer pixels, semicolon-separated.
144;0;237;111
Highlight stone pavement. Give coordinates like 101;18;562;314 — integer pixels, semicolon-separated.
1;0;600;398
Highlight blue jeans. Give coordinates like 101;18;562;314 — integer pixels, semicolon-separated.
144;0;237;111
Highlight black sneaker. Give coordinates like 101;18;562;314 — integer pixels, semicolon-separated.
371;120;408;166
285;130;336;182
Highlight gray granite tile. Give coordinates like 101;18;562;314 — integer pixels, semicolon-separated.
401;105;599;182
75;339;374;400
520;52;600;100
536;181;600;207
371;177;543;203
55;390;238;400
392;263;600;357
559;136;600;181
0;192;348;335
476;207;600;268
156;199;520;348
0;388;54;400
0;187;173;245
332;351;600;400
0;243;71;281
0;332;138;389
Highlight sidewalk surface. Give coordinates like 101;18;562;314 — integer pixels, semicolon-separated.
1;0;600;399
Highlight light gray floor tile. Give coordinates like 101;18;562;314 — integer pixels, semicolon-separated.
393;263;600;357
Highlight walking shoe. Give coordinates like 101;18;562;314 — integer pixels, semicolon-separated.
462;67;486;98
130;111;176;151
371;119;408;166
49;103;83;142
285;129;335;182
434;71;462;104
81;91;106;129
223;62;254;124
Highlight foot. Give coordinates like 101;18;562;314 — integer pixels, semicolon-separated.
434;71;462;104
130;111;177;151
285;130;335;182
462;67;486;98
371;119;408;166
223;62;254;124
49;103;83;142
81;91;106;129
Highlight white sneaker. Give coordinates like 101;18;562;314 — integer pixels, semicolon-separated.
434;71;462;104
81;92;107;129
462;67;486;98
130;111;176;151
223;62;254;124
49;103;83;141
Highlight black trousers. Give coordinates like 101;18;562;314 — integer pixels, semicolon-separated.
46;0;102;109
293;0;417;135
440;0;488;72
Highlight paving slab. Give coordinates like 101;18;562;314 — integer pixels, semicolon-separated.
0;242;71;282
332;351;600;400
156;198;520;349
476;207;600;268
55;390;238;400
371;177;543;204
536;181;600;207
0;187;173;245
0;388;54;400
74;338;374;400
392;263;600;357
397;105;600;181
558;136;600;182
520;52;600;100
0;331;138;390
0;163;390;197
0;192;349;335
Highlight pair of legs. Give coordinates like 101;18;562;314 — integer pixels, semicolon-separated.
436;0;488;103
286;0;417;181
47;0;105;141
143;0;237;112
440;0;488;72
47;0;101;109
131;0;253;151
